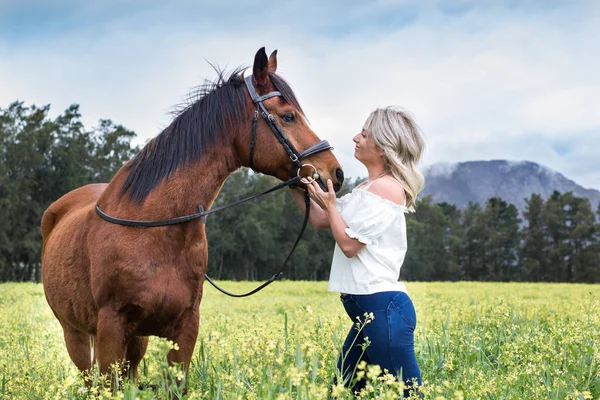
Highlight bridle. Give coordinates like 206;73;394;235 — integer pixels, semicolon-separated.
245;75;332;186
95;74;334;297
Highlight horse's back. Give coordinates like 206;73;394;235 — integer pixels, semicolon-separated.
41;184;107;244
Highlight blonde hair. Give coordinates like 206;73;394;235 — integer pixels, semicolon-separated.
364;106;425;209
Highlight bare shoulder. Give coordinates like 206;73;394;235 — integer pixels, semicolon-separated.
367;177;406;206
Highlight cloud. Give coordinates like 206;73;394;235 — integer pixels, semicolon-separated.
426;162;458;178
1;1;599;189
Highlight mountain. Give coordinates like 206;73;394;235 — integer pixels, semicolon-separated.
422;160;600;212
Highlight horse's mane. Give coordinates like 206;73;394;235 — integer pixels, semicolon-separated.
120;67;304;203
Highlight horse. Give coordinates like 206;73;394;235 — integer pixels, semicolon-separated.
40;47;344;387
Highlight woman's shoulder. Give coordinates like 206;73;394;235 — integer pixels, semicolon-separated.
365;176;406;207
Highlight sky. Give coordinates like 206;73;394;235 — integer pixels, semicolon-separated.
1;0;599;189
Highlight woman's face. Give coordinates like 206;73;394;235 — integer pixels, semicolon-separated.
353;122;383;165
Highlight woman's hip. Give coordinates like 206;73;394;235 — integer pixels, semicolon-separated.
340;291;412;315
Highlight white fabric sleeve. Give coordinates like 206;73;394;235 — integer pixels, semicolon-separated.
343;195;400;245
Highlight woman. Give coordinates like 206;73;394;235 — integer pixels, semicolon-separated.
290;106;425;397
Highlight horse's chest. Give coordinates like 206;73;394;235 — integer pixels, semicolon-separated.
130;271;200;336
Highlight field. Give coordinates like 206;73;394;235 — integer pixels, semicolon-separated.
0;281;598;399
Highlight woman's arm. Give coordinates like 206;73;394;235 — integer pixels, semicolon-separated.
326;204;366;258
305;179;365;258
289;187;331;230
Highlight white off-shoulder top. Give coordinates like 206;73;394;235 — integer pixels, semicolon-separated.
328;184;409;295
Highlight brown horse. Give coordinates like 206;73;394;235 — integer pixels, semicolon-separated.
40;47;343;385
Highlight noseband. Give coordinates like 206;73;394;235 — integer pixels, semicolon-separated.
95;75;334;297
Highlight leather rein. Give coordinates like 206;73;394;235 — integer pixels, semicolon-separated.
95;75;333;297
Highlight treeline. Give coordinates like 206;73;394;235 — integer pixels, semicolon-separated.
402;194;599;283
1;103;599;283
0;102;138;281
206;173;600;283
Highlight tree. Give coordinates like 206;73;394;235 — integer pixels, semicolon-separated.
403;196;460;281
0;102;139;282
520;194;548;281
437;202;464;280
459;202;486;280
541;191;569;282
478;198;521;281
562;194;597;282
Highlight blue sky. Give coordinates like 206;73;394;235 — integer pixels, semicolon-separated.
1;0;599;189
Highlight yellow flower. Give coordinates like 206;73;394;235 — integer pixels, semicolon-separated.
331;383;346;398
356;370;365;381
366;364;382;380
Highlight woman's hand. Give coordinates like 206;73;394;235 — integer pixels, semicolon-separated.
302;178;337;213
303;178;366;257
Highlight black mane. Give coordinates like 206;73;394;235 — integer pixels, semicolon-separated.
120;67;304;203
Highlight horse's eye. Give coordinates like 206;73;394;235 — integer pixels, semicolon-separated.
281;113;295;123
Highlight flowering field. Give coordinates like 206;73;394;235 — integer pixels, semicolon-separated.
0;281;598;399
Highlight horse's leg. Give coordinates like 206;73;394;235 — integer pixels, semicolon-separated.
96;308;127;385
62;325;93;373
126;336;148;381
168;309;200;385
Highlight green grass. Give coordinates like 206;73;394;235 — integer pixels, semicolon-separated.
0;281;598;399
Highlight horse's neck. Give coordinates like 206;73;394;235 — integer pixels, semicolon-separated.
100;145;240;232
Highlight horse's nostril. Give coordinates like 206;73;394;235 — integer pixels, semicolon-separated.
335;168;344;183
334;168;344;192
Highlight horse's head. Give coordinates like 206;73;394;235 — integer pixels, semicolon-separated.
237;47;344;192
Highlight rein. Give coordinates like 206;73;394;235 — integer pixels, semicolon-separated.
96;178;309;298
206;191;310;297
95;175;302;227
95;74;332;297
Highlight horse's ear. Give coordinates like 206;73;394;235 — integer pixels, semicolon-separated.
253;47;269;88
268;50;278;73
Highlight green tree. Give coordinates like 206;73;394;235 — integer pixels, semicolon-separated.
562;193;597;282
92;119;138;182
478;198;521;281
541;191;568;282
0;102;138;282
520;194;548;281
590;204;600;282
403;196;459;281
437;202;464;280
459;202;486;280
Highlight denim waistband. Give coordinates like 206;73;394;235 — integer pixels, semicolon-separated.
339;291;407;310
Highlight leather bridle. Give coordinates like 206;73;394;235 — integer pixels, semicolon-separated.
95;75;335;297
244;75;332;190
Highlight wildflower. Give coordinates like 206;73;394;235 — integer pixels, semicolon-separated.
288;366;306;386
356;370;365;381
366;364;382;380
176;370;184;381
331;382;347;398
382;372;396;385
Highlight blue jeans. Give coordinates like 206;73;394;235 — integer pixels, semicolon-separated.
337;291;422;398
